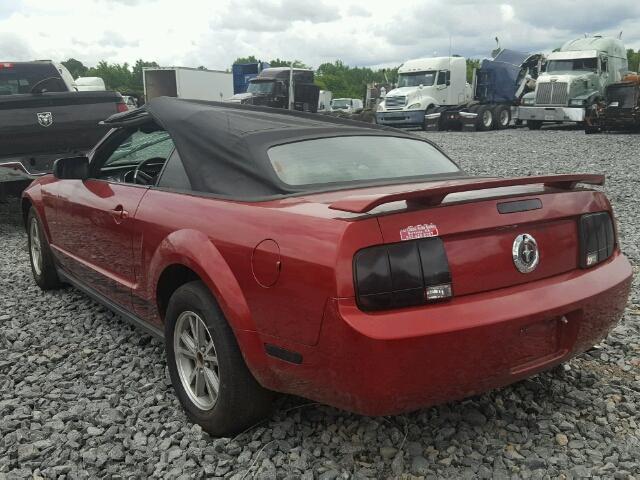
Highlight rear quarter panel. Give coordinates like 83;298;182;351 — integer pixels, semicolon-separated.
133;189;381;346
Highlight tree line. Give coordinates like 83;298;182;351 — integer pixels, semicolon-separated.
62;49;640;101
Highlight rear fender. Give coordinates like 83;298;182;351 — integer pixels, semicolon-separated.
147;228;256;334
147;229;276;386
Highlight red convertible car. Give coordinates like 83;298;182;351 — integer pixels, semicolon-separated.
22;98;632;435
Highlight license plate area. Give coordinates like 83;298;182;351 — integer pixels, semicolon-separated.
509;316;569;374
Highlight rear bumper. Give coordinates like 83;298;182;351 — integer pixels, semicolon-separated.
516;106;585;122
0;152;64;183
375;110;425;127
254;252;632;415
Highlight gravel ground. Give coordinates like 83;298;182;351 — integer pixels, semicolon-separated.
1;127;639;479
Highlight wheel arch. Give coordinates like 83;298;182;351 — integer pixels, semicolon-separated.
21;196;32;230
21;185;52;241
420;96;439;110
149;229;256;334
150;230;275;389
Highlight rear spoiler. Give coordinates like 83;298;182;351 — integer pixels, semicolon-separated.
328;174;605;213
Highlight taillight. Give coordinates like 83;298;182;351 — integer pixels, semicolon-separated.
116;101;128;113
578;212;615;268
354;238;452;312
0;63;14;69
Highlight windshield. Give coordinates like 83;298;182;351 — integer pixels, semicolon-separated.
546;58;597;73
268;136;459;186
0;63;65;95
247;81;274;94
331;99;351;108
397;71;437;88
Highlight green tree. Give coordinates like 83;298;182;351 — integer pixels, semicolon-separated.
61;58;88;79
466;59;480;83
86;61;132;92
315;60;398;99
627;49;640;72
269;58;308;68
232;56;259;65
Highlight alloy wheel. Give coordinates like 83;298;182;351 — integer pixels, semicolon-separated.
174;311;220;410
30;218;42;276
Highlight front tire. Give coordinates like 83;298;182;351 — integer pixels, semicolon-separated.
27;208;62;290
165;281;273;436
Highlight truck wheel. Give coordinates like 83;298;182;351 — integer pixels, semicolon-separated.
527;120;543;130
476;106;494;131
27;208;62;290
421;105;435;131
165;281;274;436
495;105;511;129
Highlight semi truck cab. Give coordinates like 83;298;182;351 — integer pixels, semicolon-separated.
375;57;471;128
516;36;628;129
228;67;320;113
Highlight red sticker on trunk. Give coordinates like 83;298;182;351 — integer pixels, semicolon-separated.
399;223;439;241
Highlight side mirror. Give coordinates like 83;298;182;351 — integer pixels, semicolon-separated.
53;155;90;180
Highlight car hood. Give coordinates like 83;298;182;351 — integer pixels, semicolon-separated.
385;87;419;97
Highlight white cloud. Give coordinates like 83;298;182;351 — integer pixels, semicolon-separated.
0;0;639;70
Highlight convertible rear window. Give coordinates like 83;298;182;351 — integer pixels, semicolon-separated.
268;136;459;186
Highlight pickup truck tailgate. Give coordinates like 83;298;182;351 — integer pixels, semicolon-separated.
0;91;121;158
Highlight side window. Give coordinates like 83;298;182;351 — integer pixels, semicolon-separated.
97;128;175;184
437;71;449;85
157;149;191;190
102;130;174;170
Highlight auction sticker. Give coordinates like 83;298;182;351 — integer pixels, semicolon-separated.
399;223;439;241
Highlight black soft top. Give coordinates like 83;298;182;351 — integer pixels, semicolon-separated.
103;97;456;200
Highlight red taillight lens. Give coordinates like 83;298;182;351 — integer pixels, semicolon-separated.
0;63;14;69
354;238;453;311
116;101;128;113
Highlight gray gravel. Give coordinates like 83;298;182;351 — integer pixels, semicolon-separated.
1;126;639;479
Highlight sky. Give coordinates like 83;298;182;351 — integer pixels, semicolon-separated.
1;0;639;70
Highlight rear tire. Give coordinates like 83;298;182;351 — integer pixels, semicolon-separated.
527;120;543;130
27;208;62;290
165;281;273;436
475;105;494;131
495;105;511;129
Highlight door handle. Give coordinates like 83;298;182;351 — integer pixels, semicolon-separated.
110;205;129;223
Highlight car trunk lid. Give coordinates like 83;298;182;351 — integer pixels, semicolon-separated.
330;174;606;298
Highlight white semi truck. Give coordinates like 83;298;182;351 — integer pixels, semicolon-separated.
516;35;628;129
375;56;471;129
143;67;233;103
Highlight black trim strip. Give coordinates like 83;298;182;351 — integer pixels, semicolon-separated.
497;198;542;214
57;268;164;340
264;344;303;364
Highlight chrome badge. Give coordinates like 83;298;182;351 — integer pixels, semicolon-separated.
37;112;53;127
512;233;539;273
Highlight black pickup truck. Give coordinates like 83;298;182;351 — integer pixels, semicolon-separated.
0;61;126;198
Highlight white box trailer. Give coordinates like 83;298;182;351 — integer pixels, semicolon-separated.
143;67;233;103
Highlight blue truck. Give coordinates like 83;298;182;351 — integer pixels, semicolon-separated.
425;49;543;131
232;62;270;95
